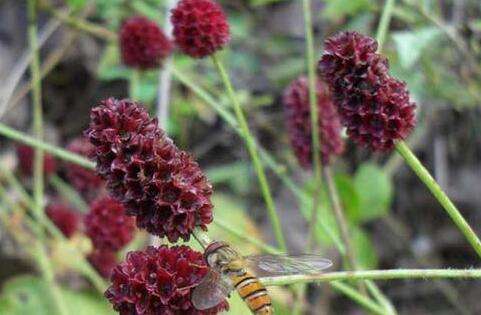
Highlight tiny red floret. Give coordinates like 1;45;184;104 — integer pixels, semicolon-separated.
105;245;228;315
318;31;416;151
171;0;230;58
120;16;172;69
85;196;135;252
283;76;344;167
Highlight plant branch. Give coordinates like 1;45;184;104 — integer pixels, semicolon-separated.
211;53;287;251
0;123;94;169
395;141;481;258
262;268;481;286
375;0;396;52
301;0;323;251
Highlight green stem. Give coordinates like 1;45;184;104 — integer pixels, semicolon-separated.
211;53;287;251
301;0;323;251
323;166;356;270
32;240;69;315
262;268;481;286
395;141;481;258
130;69;140;100
330;282;387;315
375;0;396;52
28;0;44;219
50;175;89;213
39;1;117;41
0;123;94;169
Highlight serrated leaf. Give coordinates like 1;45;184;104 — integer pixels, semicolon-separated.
393;27;442;69
353;163;392;222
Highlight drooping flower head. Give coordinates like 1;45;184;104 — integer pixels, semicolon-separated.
283;76;345;167
85;196;135;252
16;144;57;177
105;245;228;314
88;249;118;279
45;203;80;238
85;98;213;242
318;31;416;151
65;136;105;202
171;0;230;58
120;16;173;69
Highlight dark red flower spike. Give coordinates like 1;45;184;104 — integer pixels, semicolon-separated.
318;31;416;151
85;98;213;242
283;76;345;167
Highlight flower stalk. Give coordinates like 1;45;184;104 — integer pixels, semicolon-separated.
211;53;287;251
395;141;481;258
262;268;481;287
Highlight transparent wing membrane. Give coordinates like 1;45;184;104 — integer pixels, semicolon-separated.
244;254;333;278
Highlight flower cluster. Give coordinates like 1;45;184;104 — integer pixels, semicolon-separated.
120;16;172;69
65;137;104;201
85;98;213;242
84;197;135;251
283;76;344;167
318;31;416;151
45;203;80;238
105;245;228;315
16;144;57;177
171;0;230;58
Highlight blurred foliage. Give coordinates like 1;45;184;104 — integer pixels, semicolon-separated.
0;276;113;315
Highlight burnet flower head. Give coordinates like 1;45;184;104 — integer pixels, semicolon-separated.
120;16;173;69
283;76;345;167
318;31;416;151
105;245;228;315
171;0;230;58
85;98;214;242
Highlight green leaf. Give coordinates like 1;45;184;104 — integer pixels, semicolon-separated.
351;227;378;269
353;163;392;222
334;173;361;224
66;0;87;10
392;27;442;69
97;44;130;81
322;0;374;21
0;276;113;315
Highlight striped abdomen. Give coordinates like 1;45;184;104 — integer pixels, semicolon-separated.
230;270;273;315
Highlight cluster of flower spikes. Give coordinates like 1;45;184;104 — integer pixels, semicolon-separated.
105;245;228;315
283;76;345;167
318;31;416;151
171;0;230;58
120;16;173;69
16;144;57;177
65;136;105;202
45;202;80;238
85;98;214;243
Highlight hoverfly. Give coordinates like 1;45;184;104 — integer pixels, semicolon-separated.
192;241;333;315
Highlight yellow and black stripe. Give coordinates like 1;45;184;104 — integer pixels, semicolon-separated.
230;268;273;314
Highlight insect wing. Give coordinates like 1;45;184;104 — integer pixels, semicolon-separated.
244;255;332;278
191;269;233;310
